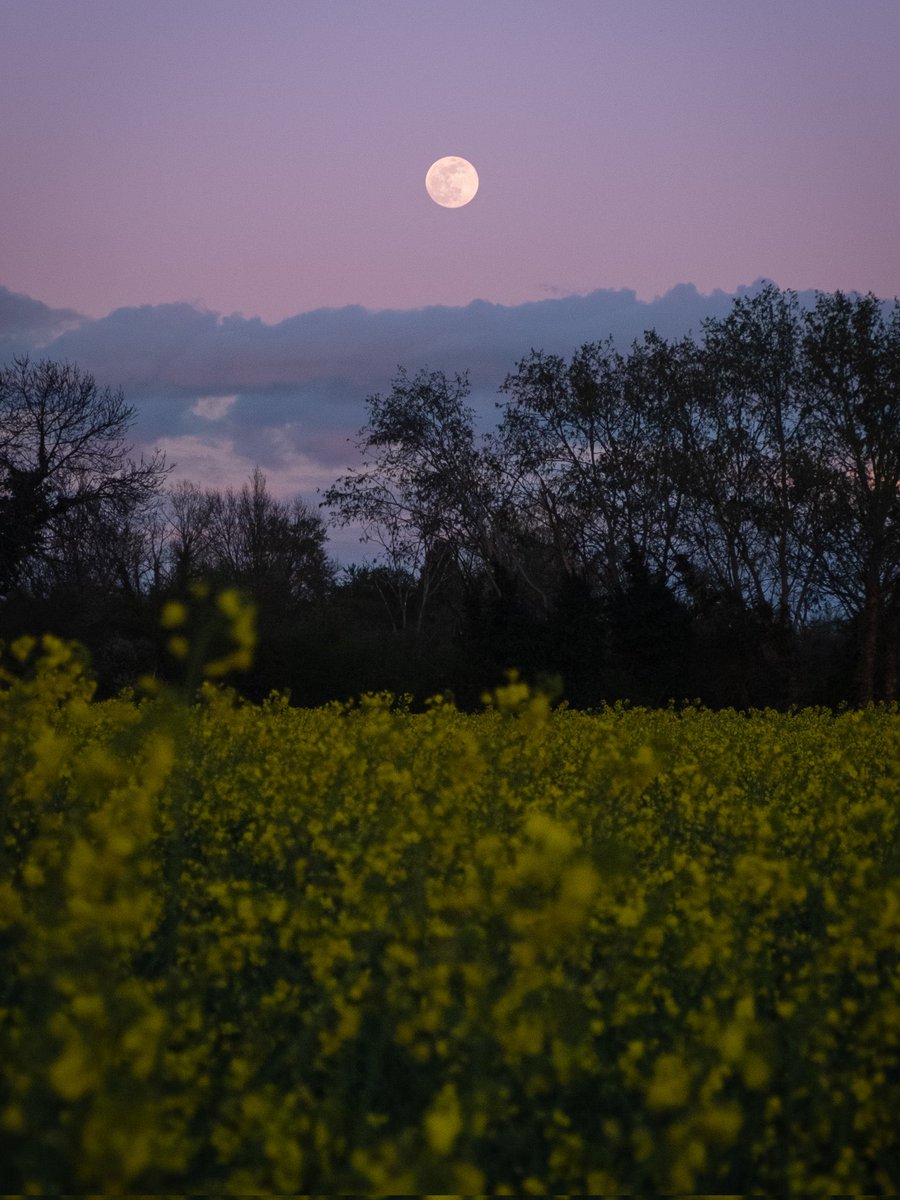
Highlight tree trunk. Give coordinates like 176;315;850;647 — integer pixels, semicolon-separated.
856;578;880;705
882;578;900;702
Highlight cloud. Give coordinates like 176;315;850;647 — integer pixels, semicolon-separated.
2;278;824;561
192;394;238;420
153;431;337;495
0;285;85;359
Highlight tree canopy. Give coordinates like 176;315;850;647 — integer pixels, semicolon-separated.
0;356;168;595
2;287;898;706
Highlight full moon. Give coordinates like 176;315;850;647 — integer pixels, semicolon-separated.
425;156;479;208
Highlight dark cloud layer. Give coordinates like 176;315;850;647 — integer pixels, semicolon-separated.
3;279;825;557
0;286;85;359
4;277;809;433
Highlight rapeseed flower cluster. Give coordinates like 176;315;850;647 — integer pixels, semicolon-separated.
1;619;898;1192
154;582;256;692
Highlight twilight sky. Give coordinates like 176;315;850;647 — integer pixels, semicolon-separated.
2;0;898;560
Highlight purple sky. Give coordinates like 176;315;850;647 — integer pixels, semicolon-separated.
2;0;899;560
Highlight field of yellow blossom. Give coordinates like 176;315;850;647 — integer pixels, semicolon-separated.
1;612;899;1192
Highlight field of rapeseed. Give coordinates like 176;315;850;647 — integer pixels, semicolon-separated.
1;594;899;1192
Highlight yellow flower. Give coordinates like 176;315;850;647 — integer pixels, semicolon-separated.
646;1054;692;1109
160;600;188;629
167;635;190;659
424;1082;463;1154
49;1037;99;1100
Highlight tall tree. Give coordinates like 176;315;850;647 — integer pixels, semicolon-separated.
801;292;900;702
206;467;333;607
165;479;219;591
321;367;507;634
0;357;167;594
496;334;695;596
661;286;828;702
686;285;823;627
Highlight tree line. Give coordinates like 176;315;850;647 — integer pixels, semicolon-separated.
1;284;898;708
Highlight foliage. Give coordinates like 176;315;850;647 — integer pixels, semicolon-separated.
0;356;168;595
165;467;333;607
1;619;899;1192
3;286;898;707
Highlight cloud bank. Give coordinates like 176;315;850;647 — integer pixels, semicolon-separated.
1;279;819;560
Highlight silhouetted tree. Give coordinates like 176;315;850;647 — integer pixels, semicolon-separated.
3;290;894;711
497;334;696;598
206;467;332;608
0;356;167;595
801;291;900;702
164;480;219;590
154;469;332;607
665;286;827;702
321;367;511;634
